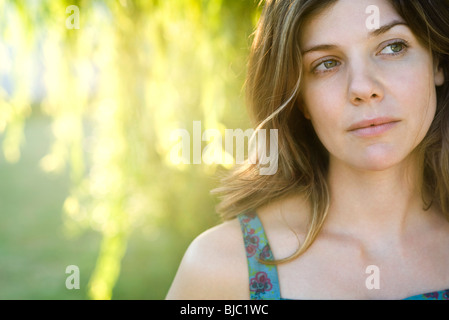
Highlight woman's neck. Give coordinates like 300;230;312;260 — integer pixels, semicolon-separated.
323;153;428;244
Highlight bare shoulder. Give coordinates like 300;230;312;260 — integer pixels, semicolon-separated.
165;218;249;300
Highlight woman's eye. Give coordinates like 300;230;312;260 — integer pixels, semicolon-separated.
314;59;340;73
379;41;408;55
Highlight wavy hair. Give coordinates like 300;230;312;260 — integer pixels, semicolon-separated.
211;0;449;264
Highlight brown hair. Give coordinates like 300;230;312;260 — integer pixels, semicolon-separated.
211;0;449;263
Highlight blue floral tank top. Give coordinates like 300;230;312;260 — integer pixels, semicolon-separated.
237;211;449;300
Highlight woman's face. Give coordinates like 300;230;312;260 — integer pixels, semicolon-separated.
300;0;445;171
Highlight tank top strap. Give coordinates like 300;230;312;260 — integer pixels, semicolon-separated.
237;210;281;300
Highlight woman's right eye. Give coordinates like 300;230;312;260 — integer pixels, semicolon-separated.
313;59;341;73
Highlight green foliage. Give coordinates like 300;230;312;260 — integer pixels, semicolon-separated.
0;0;260;299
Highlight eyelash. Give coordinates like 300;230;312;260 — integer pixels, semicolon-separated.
378;39;409;56
311;39;410;74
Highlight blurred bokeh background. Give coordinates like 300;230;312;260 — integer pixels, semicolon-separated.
0;0;260;299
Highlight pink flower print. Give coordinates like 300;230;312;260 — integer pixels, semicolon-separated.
423;292;439;299
242;212;256;224
244;229;259;258
259;244;273;261
250;271;273;294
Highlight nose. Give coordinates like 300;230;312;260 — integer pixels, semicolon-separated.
348;62;384;106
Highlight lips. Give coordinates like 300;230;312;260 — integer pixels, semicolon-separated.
347;117;401;137
347;117;401;132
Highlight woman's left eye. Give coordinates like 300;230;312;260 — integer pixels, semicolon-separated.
379;41;408;55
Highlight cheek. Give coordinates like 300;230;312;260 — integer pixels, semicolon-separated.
389;65;432;104
384;50;436;106
302;80;346;144
388;63;437;137
304;97;347;157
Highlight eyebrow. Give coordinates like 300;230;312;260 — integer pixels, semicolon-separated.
369;20;408;38
301;20;409;55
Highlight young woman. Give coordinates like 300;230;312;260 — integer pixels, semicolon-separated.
166;0;449;300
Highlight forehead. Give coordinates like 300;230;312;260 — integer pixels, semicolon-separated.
300;0;403;47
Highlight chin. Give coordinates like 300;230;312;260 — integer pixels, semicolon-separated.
354;152;407;172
